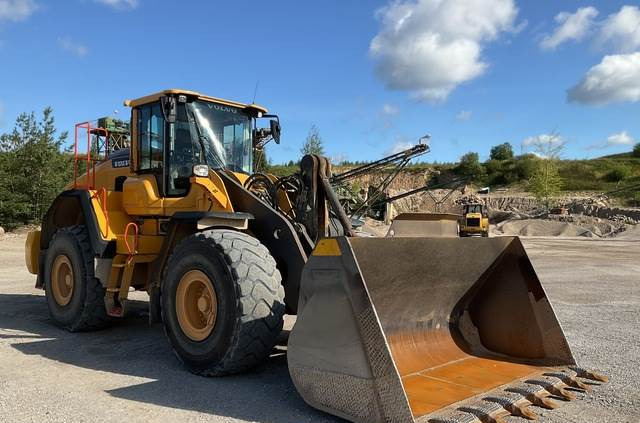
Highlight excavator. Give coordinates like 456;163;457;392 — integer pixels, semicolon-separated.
24;89;606;423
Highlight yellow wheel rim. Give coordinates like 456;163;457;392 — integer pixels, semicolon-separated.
176;270;218;342
51;255;74;306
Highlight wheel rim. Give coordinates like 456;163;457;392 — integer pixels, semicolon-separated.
51;255;74;306
176;270;218;342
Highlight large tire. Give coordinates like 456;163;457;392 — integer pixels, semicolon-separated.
44;225;111;331
161;229;285;376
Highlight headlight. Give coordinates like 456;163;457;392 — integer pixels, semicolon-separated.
193;164;209;177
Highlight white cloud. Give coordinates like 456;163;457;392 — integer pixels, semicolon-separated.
382;103;399;116
455;110;472;121
385;136;415;155
587;131;636;150
596;5;640;53
606;131;635;146
95;0;138;10
57;36;88;57
568;52;640;105
369;0;519;102
0;0;37;22
540;7;598;50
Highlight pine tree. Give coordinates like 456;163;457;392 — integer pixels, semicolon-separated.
300;124;324;156
0;108;72;227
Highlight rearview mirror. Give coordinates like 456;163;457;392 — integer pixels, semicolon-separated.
270;119;281;144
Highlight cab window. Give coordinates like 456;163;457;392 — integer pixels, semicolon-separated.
137;103;164;170
166;104;202;196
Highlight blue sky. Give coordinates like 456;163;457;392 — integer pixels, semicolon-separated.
0;0;639;164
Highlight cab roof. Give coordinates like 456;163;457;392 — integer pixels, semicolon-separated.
124;89;268;114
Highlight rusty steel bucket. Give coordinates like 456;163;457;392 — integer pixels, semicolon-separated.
288;236;606;423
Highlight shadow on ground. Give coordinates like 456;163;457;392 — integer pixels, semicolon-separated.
0;293;340;423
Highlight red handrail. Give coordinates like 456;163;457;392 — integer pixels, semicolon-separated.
124;222;139;265
73;122;109;190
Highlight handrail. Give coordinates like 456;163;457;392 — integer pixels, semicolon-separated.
73;121;109;190
124;222;139;265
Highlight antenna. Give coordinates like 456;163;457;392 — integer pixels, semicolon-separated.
252;80;259;104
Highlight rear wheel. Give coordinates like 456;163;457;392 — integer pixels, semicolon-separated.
161;229;285;375
44;225;112;331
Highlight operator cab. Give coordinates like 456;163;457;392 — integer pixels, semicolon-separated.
463;203;488;217
124;89;280;197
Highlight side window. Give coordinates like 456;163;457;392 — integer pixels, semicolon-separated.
137;103;164;171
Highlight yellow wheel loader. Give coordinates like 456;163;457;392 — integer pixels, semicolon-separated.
25;89;606;423
460;203;490;238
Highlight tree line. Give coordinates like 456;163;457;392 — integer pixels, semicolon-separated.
0;108;72;230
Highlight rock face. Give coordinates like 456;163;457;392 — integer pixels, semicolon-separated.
570;203;640;224
0;227;4;237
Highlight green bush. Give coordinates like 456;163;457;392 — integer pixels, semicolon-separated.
604;164;632;182
633;143;640;158
489;142;514;161
455;152;484;180
558;161;602;190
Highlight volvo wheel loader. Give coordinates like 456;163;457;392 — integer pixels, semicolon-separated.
460;203;490;238
25;89;606;423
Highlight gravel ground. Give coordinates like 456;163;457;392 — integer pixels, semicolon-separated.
0;233;638;423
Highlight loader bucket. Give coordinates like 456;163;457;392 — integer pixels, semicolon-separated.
288;236;606;423
387;213;461;238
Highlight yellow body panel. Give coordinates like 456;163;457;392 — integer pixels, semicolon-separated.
312;239;342;256
122;175;164;216
460;213;489;234
231;172;250;186
25;230;41;274
90;190;131;241
116;235;164;256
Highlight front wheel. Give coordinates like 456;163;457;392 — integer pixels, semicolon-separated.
161;229;285;376
44;225;112;331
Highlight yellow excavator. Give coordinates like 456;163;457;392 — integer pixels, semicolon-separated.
24;89;606;423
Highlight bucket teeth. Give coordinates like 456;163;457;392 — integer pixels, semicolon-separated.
544;371;592;391
506;384;559;409
483;394;538;420
525;377;577;401
570;366;609;383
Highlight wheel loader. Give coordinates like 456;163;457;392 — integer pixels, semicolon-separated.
24;89;606;423
460;203;490;238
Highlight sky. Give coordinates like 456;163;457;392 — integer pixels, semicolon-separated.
0;0;639;164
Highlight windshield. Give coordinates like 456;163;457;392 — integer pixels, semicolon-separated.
190;100;253;173
467;205;483;213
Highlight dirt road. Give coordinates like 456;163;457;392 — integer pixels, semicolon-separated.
0;233;638;422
